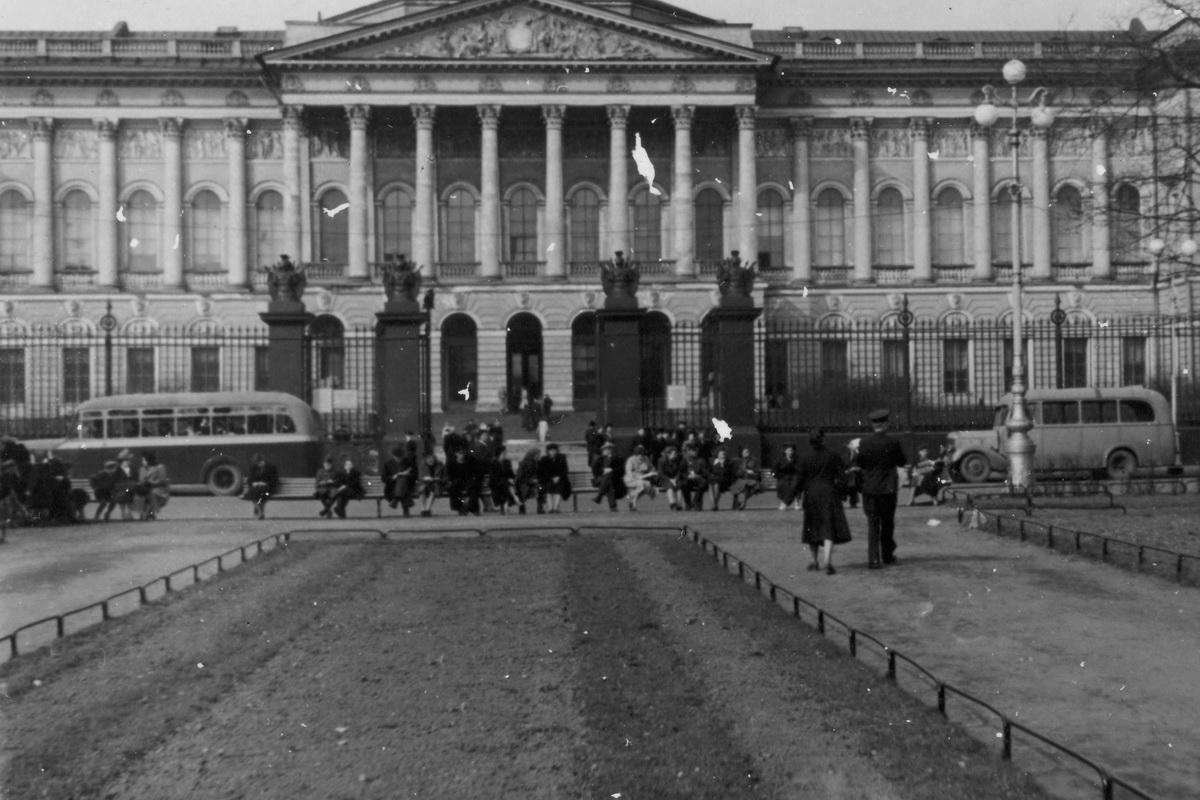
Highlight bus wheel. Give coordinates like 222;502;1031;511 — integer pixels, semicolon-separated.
206;463;243;496
957;453;991;484
1105;449;1137;481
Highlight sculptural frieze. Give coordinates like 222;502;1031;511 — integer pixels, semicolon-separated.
809;127;851;158
185;127;227;160
263;254;307;303
931;125;970;158
0;130;32;160
871;128;911;158
755;127;791;158
118;127;162;160
382;9;672;61
53;128;99;160
246;128;282;160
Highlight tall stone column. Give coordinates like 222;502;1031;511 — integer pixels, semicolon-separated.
971;121;993;281
478;105;502;280
1091;120;1111;280
910;118;932;283
607;104;630;257
1031;125;1052;281
30;118;55;290
672;104;696;277
96;119;119;288
850;117;873;283
347;104;370;280
281;105;304;262
412;105;436;271
790;118;812;284
161;117;184;290
224;118;249;287
543;105;566;280
735;105;758;264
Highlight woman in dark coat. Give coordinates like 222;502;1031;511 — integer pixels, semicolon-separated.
537;443;572;514
797;429;852;575
244;453;281;520
488;446;519;514
514;448;541;514
773;444;801;511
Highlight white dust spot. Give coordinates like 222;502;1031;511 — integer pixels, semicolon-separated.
631;134;660;195
323;202;350;218
712;418;733;441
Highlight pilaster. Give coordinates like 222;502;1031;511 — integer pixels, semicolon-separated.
95;119;119;288
672;104;696;277
412;104;436;272
1031;125;1052;281
607;104;630;257
346;104;371;280
543;105;566;280
790;117;812;284
29;118;54;290
850;117;873;283
971;121;993;281
224;118;249;287
281;105;304;262
1090;119;1112;281
160;117;184;290
910;117;932;283
478;104;502;280
735;105;758;265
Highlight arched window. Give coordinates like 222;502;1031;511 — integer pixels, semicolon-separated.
631;186;661;262
0;190;27;273
1112;184;1142;262
252;190;284;271
507;187;539;263
317;188;349;265
758;189;785;269
814;188;847;267
874;188;904;266
60;190;94;270
933;187;965;266
992;189;1014;264
309;315;345;390
123;190;158;272
441;314;478;410
571;312;598;407
377;188;412;262
443;189;476;264
694;188;724;265
568;187;600;267
187;190;223;272
1052;185;1086;264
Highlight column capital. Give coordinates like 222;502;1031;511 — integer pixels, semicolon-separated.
477;104;502;127
848;116;871;140
411;104;436;127
606;104;630;127
908;117;932;140
345;104;371;127
223;117;248;140
789;117;813;140
734;105;757;129
159;117;183;140
281;105;305;129
671;104;696;128
94;118;118;140
970;120;990;140
541;104;566;128
28;117;54;141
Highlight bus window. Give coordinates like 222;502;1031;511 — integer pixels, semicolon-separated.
211;416;229;435
1082;400;1118;424
1119;400;1155;423
276;414;297;434
79;414;104;439
226;416;247;435
247;413;274;434
112;416;139;438
1043;401;1080;425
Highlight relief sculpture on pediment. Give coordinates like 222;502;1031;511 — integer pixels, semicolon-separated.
385;8;670;60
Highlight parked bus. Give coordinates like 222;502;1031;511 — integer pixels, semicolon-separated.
27;392;326;495
946;387;1176;482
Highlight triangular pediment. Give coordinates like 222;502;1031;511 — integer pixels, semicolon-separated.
264;0;771;65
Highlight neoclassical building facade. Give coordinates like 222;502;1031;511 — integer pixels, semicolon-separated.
0;0;1179;421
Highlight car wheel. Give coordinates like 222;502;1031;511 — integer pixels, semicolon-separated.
957;453;992;484
206;463;243;496
1105;449;1137;481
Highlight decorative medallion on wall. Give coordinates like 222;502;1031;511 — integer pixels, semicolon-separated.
850;89;874;106
1066;290;1083;309
518;292;531;309
31;89;53;106
161;89;184;106
130;296;149;318
315;289;334;312
826;294;843;311
282;75;303;92
346;75;369;93
543;75;567;93
909;89;932;106
886;293;904;311
671;75;695;94
0;130;32;160
649;289;660;309
95;89;119;106
0;300;14;317
479;76;503;94
225;90;250;107
65;299;83;319
195;297;214;317
584;292;596;309
606;76;631;93
415;76;437;93
946;292;963;310
735;76;757;93
454;292;468;310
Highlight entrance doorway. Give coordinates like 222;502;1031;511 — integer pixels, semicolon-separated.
506;312;542;413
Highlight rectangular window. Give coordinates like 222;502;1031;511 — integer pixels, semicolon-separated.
820;340;848;383
0;348;25;405
764;339;789;403
571;339;597;402
943;339;970;394
254;346;270;392
63;347;90;404
1061;337;1088;389
882;340;907;384
1043;401;1080;425
190;346;220;393
1081;400;1118;424
1121;337;1146;386
126;347;155;394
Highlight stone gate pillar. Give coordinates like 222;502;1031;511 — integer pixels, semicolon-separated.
595;252;644;446
710;254;763;459
376;296;427;455
259;297;313;402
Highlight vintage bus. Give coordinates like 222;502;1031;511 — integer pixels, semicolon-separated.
947;387;1177;482
29;392;326;495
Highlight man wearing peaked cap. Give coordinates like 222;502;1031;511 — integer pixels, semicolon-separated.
853;408;908;569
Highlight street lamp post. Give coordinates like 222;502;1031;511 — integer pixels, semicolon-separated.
974;59;1054;488
1147;237;1195;466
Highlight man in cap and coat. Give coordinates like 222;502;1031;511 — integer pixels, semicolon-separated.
852;409;908;569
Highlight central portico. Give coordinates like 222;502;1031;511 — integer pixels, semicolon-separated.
259;0;772;282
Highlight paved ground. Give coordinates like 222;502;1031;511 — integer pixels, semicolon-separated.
2;494;1198;799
